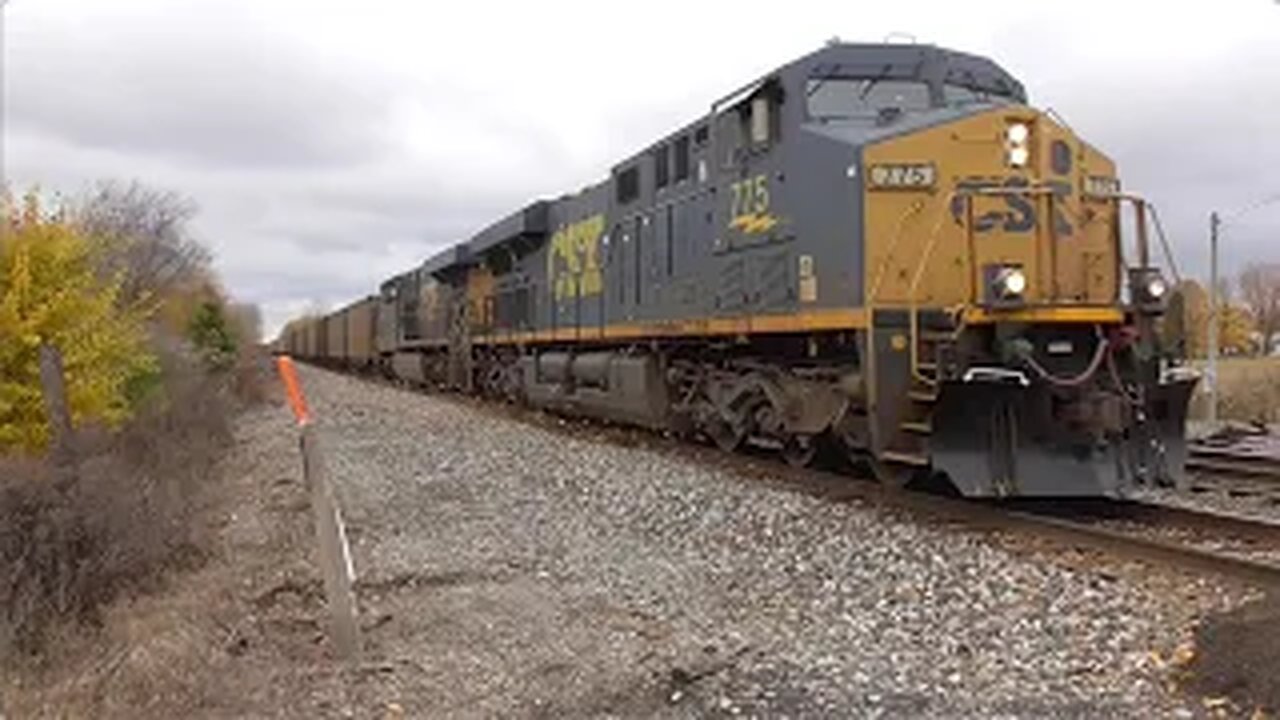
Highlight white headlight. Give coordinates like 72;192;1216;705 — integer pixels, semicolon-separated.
1008;146;1030;167
1001;268;1027;295
1006;123;1030;144
1147;276;1167;300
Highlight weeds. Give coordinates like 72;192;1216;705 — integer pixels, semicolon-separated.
0;345;268;662
1190;357;1280;424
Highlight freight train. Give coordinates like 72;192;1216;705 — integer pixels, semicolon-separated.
279;41;1196;498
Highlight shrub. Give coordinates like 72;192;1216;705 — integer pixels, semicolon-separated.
0;191;156;453
188;300;238;370
0;345;243;660
0;182;270;663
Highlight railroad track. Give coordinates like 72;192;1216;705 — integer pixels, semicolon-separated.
310;364;1280;591
1186;444;1280;505
806;471;1280;591
1005;500;1280;586
1185;476;1280;506
1187;445;1280;482
657;446;1280;592
656;440;1280;591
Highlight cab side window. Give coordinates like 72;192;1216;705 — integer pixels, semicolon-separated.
616;166;640;204
653;145;670;190
749;96;770;145
674;135;690;183
721;79;784;166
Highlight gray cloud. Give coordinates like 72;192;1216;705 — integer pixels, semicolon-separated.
3;0;1278;338
5;4;395;169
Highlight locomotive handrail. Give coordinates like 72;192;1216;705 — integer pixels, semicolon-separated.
1146;203;1183;286
969;187;1056;195
971;186;1169;307
904;185;1073;385
871;182;1166;391
1107;193;1167;284
960;186;1056;308
905;190;968;386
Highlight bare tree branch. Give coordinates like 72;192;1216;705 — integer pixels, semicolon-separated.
1239;262;1280;356
71;180;212;307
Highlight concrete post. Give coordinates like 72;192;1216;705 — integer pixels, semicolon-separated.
300;422;360;660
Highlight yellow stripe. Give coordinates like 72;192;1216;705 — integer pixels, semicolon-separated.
474;307;868;345
467;305;1125;345
963;306;1125;324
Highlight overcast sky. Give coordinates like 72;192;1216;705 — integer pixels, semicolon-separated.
3;0;1278;337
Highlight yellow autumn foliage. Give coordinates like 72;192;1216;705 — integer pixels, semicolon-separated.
0;191;156;453
1165;279;1254;358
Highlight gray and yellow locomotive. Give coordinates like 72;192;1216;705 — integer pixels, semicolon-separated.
282;41;1195;498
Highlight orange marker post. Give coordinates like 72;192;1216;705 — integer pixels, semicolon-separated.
274;355;360;660
276;355;312;426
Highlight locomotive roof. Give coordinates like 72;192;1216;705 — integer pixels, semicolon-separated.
418;200;551;278
784;42;1026;104
466;201;551;257
420;245;472;276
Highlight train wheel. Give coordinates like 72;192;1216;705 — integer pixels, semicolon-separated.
869;456;920;490
707;417;746;454
781;435;817;468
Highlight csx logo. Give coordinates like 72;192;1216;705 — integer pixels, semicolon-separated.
950;176;1073;236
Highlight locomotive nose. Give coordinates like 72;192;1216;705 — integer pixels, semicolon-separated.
863;106;1121;308
859;102;1181;497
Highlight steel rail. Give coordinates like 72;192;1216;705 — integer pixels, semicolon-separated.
1103;500;1280;545
1187;448;1280;482
993;506;1280;590
304;362;1280;592
1187;477;1280;503
699;451;1280;592
802;470;1280;591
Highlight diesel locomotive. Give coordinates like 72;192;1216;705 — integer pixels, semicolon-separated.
281;41;1196;498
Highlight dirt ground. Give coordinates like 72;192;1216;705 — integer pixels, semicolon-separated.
1;399;363;718
1187;594;1280;714
3;370;1278;718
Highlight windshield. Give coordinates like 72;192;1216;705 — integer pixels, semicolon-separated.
943;82;1016;106
806;78;932;120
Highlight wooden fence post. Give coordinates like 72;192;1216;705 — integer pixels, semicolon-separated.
38;344;77;493
37;343;81;615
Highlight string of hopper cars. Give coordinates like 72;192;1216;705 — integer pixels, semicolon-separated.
278;41;1199;499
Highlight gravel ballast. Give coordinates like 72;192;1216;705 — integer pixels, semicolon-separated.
298;365;1262;718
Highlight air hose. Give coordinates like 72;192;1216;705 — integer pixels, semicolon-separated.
1014;332;1110;388
1105;346;1146;406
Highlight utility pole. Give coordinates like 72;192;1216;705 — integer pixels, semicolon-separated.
1207;211;1220;426
1205;194;1280;426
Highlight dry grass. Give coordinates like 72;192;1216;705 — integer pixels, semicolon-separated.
1188;356;1280;424
0;345;270;664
